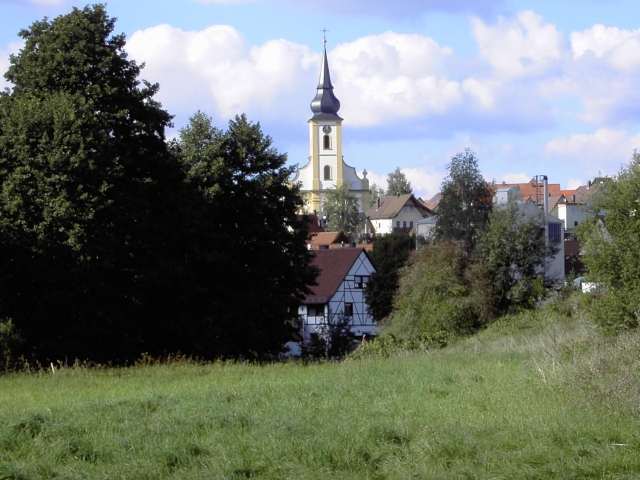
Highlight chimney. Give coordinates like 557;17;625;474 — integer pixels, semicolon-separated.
377;197;381;209
542;175;549;216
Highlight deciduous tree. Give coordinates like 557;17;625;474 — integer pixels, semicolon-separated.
386;167;412;196
323;183;362;238
435;149;492;255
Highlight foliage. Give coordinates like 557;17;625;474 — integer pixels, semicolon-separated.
302;316;356;359
386;167;412;196
0;7;314;362
367;183;385;209
173;112;316;358
323;183;362;238
474;201;547;314
435;149;492;255
578;151;640;332
365;233;414;321
385;242;482;340
0;319;23;371
0;5;185;362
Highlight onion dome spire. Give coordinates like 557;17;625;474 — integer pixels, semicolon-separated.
310;32;341;121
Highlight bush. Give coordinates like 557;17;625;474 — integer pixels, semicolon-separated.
302;316;357;360
0;318;23;371
384;242;482;340
349;331;449;360
578;152;640;332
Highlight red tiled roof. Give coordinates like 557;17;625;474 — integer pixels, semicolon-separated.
494;181;562;201
308;231;349;249
304;248;363;304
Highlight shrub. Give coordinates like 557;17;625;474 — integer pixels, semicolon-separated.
0;318;23;371
384;242;482;340
579;152;640;331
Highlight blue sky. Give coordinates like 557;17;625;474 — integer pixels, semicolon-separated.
2;0;640;198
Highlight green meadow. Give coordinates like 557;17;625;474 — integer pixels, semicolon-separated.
1;301;639;479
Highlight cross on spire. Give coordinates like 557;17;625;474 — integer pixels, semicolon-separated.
322;28;329;49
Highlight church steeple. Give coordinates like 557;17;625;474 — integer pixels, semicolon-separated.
310;41;341;120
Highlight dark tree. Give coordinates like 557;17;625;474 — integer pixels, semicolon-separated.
435;149;492;255
386;167;412;196
0;5;187;362
175;112;316;358
475;201;547;314
365;233;414;321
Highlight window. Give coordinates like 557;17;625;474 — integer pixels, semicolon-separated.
548;223;561;243
409;221;413;229
323;165;332;180
307;304;325;317
403;221;407;229
574;221;579;227
354;275;366;289
396;221;400;228
344;303;353;317
323;134;331;150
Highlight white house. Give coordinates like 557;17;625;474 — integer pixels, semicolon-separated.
296;248;376;348
510;201;566;283
554;198;589;233
366;194;433;235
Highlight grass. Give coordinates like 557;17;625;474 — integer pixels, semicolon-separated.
1;297;639;479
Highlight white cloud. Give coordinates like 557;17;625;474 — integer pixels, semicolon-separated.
127;26;466;127
571;24;640;70
545;128;640;176
566;178;585;189
472;10;564;77
401;167;444;199
127;24;317;121
331;32;462;126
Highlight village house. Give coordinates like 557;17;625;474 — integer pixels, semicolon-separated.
366;194;433;236
287;248;376;355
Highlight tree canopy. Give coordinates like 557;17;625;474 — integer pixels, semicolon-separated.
174;112;316;357
323;183;362;238
435;149;492;255
0;5;183;362
0;6;314;363
578;152;640;331
386;167;412;196
475;201;546;313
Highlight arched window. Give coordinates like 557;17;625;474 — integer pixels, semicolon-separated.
324;165;332;180
323;134;331;150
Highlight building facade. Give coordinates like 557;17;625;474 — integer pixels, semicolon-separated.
290;46;369;214
366;194;433;235
286;248;376;355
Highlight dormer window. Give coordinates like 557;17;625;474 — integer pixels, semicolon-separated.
324;165;332;180
323;134;331;150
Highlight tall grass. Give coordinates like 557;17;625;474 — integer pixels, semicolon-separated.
0;294;639;479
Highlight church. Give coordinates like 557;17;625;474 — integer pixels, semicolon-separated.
290;44;370;215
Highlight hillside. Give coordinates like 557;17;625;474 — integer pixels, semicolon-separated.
1;298;639;479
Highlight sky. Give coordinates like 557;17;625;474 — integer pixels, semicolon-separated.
1;0;640;199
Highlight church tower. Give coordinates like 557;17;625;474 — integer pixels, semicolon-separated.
292;40;369;215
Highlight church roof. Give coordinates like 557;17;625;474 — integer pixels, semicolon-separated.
310;47;342;121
